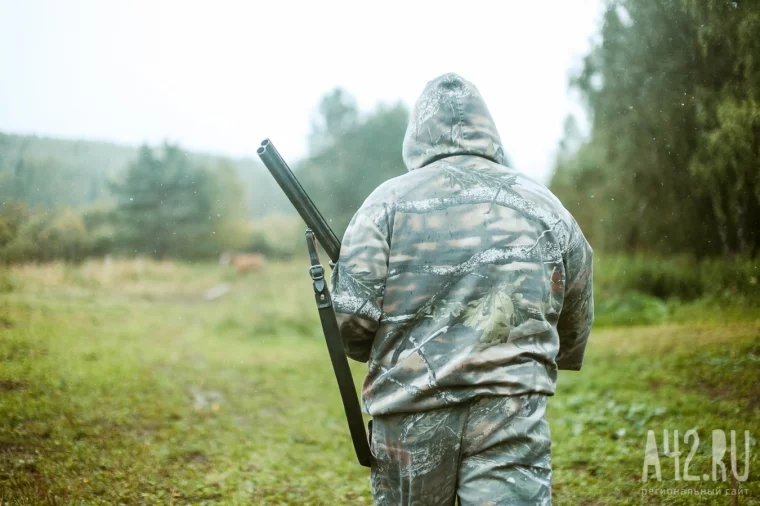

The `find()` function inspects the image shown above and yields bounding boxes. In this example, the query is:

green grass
[0,260,758,505]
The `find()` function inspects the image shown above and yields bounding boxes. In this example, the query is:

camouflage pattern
[330,72,594,417]
[370,393,552,506]
[402,73,507,171]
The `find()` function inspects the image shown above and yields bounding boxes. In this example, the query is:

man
[330,73,594,505]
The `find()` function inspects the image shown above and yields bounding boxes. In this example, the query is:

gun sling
[305,230,372,468]
[257,138,372,468]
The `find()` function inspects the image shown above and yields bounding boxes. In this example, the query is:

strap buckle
[309,264,325,280]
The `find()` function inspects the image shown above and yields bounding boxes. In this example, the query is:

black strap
[305,229,372,467]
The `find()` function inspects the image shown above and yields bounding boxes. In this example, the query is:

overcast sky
[0,0,602,183]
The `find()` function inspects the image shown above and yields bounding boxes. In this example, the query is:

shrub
[594,254,759,301]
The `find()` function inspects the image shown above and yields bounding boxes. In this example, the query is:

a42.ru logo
[642,429,752,482]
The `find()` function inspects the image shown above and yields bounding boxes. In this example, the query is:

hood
[402,73,506,171]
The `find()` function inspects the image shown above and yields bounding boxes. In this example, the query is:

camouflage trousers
[369,394,551,506]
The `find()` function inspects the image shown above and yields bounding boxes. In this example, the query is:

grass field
[0,259,758,505]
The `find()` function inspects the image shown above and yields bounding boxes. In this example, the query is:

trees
[110,143,247,259]
[0,132,291,223]
[552,0,760,257]
[307,88,360,154]
[0,203,96,263]
[0,133,136,210]
[297,90,410,236]
[686,0,760,256]
[0,142,250,264]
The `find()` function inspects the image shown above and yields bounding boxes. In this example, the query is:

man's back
[332,73,594,417]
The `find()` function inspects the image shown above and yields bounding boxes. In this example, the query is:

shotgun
[256,138,372,468]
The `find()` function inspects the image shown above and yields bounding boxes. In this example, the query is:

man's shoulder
[361,157,581,239]
[509,169,573,219]
[448,156,575,222]
[509,172,586,252]
[360,167,431,208]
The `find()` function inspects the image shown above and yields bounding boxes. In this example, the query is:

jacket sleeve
[556,222,594,371]
[330,199,390,363]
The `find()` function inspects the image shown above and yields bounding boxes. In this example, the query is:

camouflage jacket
[331,73,594,416]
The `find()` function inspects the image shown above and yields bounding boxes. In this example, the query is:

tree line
[0,144,249,262]
[0,96,413,263]
[295,0,760,259]
[1,0,757,263]
[551,0,759,257]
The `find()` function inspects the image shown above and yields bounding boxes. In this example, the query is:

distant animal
[219,252,267,274]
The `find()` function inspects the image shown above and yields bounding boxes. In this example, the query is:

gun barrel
[257,139,341,263]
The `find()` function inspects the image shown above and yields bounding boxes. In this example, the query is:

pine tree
[110,143,220,259]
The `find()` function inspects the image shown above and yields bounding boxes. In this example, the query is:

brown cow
[219,252,267,274]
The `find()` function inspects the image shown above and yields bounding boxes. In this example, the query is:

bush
[0,204,105,264]
[594,254,760,301]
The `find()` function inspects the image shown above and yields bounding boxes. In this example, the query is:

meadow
[0,258,758,505]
